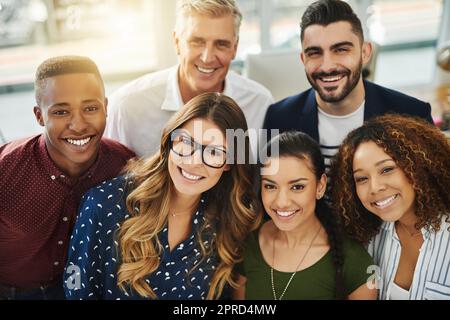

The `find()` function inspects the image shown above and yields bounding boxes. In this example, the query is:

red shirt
[0,134,135,288]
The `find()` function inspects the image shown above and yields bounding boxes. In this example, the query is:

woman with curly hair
[233,131,377,300]
[330,114,450,300]
[64,93,261,299]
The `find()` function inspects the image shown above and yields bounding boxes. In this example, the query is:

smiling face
[174,12,238,102]
[168,118,230,198]
[34,73,107,177]
[352,141,416,223]
[261,156,326,232]
[301,21,371,104]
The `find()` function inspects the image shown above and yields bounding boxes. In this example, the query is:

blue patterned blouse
[64,176,218,300]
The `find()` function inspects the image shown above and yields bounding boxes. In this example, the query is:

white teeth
[197,66,215,74]
[66,137,91,146]
[181,169,203,181]
[275,210,297,217]
[374,195,397,208]
[321,75,343,82]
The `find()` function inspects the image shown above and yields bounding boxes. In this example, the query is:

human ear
[316,173,327,199]
[173,31,181,55]
[362,42,373,65]
[33,106,45,127]
[300,51,305,64]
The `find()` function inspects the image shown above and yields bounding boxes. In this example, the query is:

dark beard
[306,61,362,103]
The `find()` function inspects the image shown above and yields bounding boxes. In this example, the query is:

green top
[237,228,374,300]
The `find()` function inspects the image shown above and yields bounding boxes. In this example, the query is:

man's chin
[316,87,345,103]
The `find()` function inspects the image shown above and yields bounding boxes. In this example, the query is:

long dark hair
[262,131,346,299]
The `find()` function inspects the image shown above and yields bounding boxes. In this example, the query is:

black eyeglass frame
[169,131,228,169]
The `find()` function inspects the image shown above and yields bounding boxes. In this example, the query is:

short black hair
[34,55,103,106]
[300,0,364,43]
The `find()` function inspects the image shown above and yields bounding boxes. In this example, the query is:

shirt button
[54,261,59,266]
[62,217,68,222]
[58,241,63,245]
[60,175,65,178]
[51,175,56,180]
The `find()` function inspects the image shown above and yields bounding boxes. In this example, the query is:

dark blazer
[263,80,433,142]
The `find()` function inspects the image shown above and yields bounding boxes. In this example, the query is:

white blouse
[368,216,450,300]
[389,282,410,300]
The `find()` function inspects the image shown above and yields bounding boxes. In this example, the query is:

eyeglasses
[170,131,227,169]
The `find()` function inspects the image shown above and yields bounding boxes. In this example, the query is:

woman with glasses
[64,93,261,300]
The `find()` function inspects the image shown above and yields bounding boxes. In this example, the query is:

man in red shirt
[0,56,135,299]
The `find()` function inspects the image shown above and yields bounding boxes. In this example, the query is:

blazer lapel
[298,89,320,142]
[363,80,385,120]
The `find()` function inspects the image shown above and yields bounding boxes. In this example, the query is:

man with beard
[263,0,433,169]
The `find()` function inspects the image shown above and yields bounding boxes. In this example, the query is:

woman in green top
[233,131,377,300]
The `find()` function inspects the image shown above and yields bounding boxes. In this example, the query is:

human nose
[320,51,337,73]
[188,147,204,166]
[200,44,215,64]
[369,176,386,195]
[275,188,291,208]
[68,110,88,132]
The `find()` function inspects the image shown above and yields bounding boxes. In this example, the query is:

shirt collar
[161,65,233,111]
[38,134,102,185]
[161,66,187,111]
[222,70,233,97]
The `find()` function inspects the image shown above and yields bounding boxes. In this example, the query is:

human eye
[181,135,193,145]
[189,38,204,46]
[216,41,231,49]
[381,166,395,174]
[335,47,350,53]
[305,49,321,58]
[291,184,305,191]
[52,109,68,116]
[263,183,276,190]
[85,105,99,112]
[354,175,367,184]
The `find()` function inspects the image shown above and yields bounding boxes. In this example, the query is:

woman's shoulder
[341,234,365,248]
[84,175,133,199]
[341,236,372,262]
[78,175,133,227]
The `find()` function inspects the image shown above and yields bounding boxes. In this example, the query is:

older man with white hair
[105,0,273,158]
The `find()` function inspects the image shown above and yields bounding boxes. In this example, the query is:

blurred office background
[0,0,449,143]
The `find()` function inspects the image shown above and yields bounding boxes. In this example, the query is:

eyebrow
[82,99,102,104]
[353,158,395,174]
[49,99,101,108]
[262,177,308,184]
[215,39,232,45]
[304,41,354,54]
[180,132,227,151]
[49,103,70,108]
[303,46,322,55]
[330,41,354,50]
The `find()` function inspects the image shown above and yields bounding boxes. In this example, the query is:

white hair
[175,0,242,38]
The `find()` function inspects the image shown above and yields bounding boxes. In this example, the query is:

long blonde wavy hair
[117,93,261,299]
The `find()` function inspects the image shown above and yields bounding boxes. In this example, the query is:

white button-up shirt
[368,217,450,300]
[105,66,273,159]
